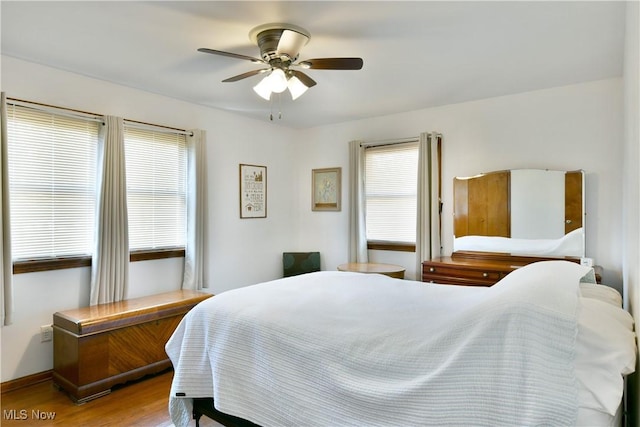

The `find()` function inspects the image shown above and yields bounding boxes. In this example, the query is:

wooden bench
[52,289,212,403]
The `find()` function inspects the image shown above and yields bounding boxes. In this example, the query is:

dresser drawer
[422,256,594,287]
[422,272,497,286]
[423,264,502,283]
[421,257,518,286]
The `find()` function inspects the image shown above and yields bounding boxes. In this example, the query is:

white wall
[622,1,640,425]
[295,79,624,286]
[0,56,299,381]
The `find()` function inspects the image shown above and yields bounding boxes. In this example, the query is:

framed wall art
[312,167,341,211]
[239,164,267,218]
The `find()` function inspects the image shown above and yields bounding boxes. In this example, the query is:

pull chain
[268,94,283,121]
[269,97,274,121]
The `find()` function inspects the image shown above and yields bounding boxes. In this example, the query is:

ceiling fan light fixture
[268,68,288,93]
[287,75,308,100]
[253,76,273,100]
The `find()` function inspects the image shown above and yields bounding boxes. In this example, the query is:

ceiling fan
[198,23,363,101]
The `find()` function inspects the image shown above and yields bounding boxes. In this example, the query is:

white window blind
[124,127,186,251]
[365,142,419,244]
[6,104,99,260]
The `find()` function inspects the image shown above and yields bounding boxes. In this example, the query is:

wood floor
[1,369,222,426]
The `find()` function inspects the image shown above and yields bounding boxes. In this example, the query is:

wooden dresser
[422,256,527,286]
[53,289,212,403]
[422,252,598,286]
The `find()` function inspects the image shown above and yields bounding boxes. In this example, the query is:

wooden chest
[53,290,212,403]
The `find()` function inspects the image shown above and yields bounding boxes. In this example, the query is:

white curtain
[182,129,207,290]
[0,93,13,326]
[90,116,129,305]
[416,132,442,275]
[348,140,368,263]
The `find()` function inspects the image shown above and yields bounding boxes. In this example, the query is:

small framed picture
[312,167,341,211]
[239,164,267,218]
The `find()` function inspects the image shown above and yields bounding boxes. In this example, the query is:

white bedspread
[166,261,593,427]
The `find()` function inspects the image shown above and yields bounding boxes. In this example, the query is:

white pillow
[575,296,637,415]
[579,282,623,307]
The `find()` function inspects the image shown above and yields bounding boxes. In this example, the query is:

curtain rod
[124,120,192,136]
[361,137,419,148]
[7,98,103,123]
[361,133,443,148]
[6,97,192,136]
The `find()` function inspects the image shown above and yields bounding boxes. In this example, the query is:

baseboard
[1,370,52,394]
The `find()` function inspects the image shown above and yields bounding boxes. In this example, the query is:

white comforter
[166,261,595,426]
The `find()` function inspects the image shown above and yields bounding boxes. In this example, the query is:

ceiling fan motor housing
[257,29,287,61]
[249,23,310,64]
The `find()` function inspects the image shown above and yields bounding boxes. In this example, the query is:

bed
[166,261,636,427]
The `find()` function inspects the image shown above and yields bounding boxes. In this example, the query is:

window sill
[367,241,416,252]
[12,248,185,274]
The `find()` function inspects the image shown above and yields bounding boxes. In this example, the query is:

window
[124,127,187,252]
[364,142,419,250]
[6,101,188,273]
[7,104,99,262]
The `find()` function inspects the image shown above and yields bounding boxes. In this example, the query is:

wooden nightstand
[338,262,405,279]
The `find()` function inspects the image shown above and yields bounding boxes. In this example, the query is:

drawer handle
[482,272,489,278]
[429,267,435,272]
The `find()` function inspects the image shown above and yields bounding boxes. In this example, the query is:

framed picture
[239,164,267,218]
[312,167,341,211]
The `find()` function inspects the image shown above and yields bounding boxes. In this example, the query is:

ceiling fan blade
[290,70,317,88]
[197,48,265,64]
[298,58,364,70]
[222,68,270,83]
[276,29,309,59]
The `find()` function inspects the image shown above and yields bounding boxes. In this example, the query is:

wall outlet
[40,325,53,342]
[580,257,593,267]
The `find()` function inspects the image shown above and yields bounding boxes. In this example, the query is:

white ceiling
[0,1,626,129]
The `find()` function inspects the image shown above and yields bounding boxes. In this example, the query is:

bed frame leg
[193,407,201,427]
